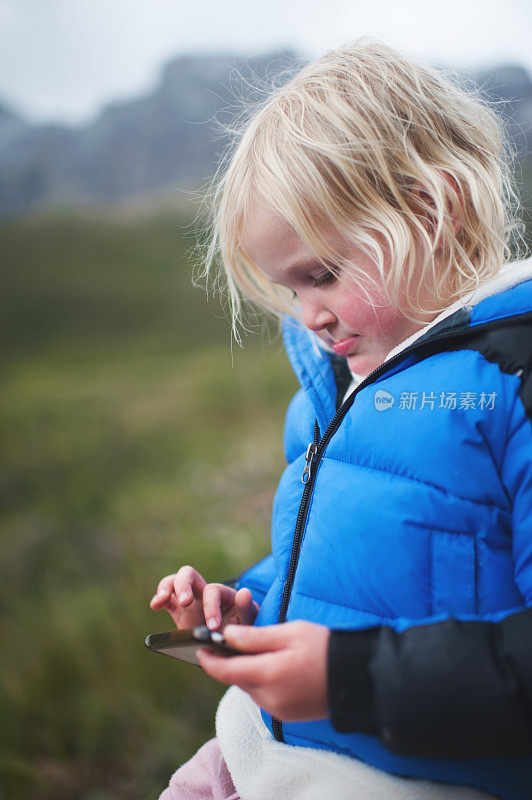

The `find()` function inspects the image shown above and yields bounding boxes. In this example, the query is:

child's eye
[312,269,337,288]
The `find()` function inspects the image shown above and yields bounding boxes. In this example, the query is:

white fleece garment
[216,256,532,800]
[216,686,495,800]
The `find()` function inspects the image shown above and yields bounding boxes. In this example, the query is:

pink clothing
[158,737,239,800]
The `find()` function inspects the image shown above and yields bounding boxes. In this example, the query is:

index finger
[202,583,237,630]
[150,567,205,609]
[174,565,207,607]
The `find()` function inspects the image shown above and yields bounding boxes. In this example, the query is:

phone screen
[145,626,238,666]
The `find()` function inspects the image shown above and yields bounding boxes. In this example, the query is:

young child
[149,38,532,800]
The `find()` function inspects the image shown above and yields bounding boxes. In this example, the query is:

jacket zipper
[270,311,532,743]
[270,421,319,743]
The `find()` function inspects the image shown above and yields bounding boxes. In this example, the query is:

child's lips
[332,336,359,356]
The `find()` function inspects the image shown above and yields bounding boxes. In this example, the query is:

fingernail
[207,617,218,630]
[179,592,189,604]
[157,589,168,597]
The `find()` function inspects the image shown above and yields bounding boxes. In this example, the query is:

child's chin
[347,353,375,376]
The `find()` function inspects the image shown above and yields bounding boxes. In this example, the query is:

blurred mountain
[0,50,531,219]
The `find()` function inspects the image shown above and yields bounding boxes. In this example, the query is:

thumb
[223,623,288,653]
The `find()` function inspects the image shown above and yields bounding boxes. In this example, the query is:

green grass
[0,212,297,799]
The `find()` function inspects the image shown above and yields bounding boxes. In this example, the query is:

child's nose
[302,299,336,332]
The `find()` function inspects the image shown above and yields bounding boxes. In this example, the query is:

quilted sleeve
[328,605,532,757]
[229,554,277,608]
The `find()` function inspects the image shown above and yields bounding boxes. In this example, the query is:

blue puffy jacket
[236,270,532,800]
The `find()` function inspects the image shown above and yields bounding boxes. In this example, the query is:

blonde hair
[191,37,529,343]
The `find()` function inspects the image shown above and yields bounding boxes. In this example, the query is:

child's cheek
[337,290,398,336]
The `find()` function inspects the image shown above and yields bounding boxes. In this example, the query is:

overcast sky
[1,0,531,126]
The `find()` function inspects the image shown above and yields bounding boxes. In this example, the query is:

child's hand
[150,566,207,629]
[198,620,329,722]
[149,565,259,631]
[201,582,259,631]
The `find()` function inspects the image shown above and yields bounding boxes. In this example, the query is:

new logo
[374,390,395,411]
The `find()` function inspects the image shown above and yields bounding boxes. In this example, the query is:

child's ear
[409,173,463,245]
[440,172,464,237]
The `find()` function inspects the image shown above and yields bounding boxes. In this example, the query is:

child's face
[241,203,440,376]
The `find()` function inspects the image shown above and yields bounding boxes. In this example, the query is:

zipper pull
[301,442,317,484]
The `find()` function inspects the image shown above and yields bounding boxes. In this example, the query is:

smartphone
[145,625,239,666]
